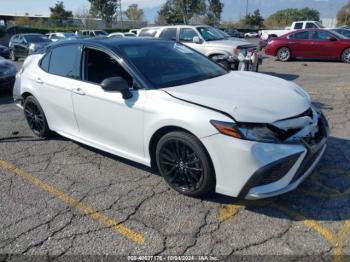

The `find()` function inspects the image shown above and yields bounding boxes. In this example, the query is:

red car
[265,29,350,63]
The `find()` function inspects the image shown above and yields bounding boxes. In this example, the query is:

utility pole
[245,0,249,17]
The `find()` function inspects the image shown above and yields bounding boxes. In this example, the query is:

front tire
[23,96,50,138]
[341,48,350,63]
[156,131,215,197]
[277,47,291,62]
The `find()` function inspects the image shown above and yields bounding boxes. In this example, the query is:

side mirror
[193,36,201,44]
[329,37,337,42]
[101,77,132,99]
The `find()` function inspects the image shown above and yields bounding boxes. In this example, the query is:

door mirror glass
[101,77,132,99]
[193,36,201,44]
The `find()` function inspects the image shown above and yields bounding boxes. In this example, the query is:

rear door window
[159,28,177,41]
[290,31,309,40]
[306,23,317,29]
[48,45,81,79]
[294,23,303,29]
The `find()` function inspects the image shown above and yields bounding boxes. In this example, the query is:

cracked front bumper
[201,111,328,199]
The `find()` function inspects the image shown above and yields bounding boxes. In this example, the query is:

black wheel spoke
[24,101,46,135]
[159,138,204,193]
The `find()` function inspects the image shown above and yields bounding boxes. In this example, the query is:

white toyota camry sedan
[13,38,328,199]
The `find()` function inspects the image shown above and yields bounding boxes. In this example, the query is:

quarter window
[179,28,198,42]
[159,28,177,41]
[48,45,80,79]
[40,52,51,72]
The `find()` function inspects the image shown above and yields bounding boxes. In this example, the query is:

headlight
[210,120,280,143]
[29,43,36,51]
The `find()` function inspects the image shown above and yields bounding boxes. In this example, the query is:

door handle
[35,77,44,84]
[73,88,85,95]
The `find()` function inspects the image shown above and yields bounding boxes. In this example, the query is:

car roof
[48,37,170,49]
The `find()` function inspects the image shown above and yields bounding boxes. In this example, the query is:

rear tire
[23,96,50,138]
[156,131,215,197]
[341,48,350,63]
[277,47,291,62]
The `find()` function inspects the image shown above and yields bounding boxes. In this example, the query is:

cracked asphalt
[1,54,350,261]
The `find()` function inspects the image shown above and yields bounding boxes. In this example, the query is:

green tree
[124,4,144,22]
[156,0,206,25]
[88,0,118,27]
[205,0,224,25]
[337,0,350,26]
[242,9,264,27]
[265,8,320,28]
[49,1,73,20]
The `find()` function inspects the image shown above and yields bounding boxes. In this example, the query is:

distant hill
[143,0,347,22]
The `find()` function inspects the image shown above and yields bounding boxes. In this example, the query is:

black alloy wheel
[23,96,50,138]
[156,131,215,197]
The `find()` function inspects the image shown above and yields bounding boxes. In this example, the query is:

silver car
[139,25,261,71]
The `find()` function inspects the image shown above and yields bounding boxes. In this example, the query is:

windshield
[24,34,51,43]
[63,32,75,37]
[196,26,225,41]
[214,28,230,39]
[95,31,108,36]
[315,22,325,28]
[118,41,227,88]
[331,30,348,39]
[332,29,350,38]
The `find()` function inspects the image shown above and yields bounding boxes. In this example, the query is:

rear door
[310,31,338,59]
[36,44,81,135]
[288,31,312,58]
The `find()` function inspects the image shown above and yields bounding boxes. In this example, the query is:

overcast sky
[0,0,164,16]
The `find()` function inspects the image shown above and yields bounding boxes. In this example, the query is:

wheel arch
[148,125,215,180]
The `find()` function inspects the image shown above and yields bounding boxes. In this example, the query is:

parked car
[13,38,328,199]
[331,28,350,38]
[9,33,52,61]
[265,29,350,63]
[223,28,245,38]
[140,25,261,71]
[79,30,108,37]
[0,44,10,58]
[244,32,259,38]
[259,21,328,40]
[108,32,136,38]
[0,56,16,91]
[129,29,141,35]
[46,32,76,42]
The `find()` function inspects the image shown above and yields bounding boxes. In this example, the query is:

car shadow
[261,71,299,81]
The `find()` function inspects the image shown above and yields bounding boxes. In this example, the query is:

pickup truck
[259,21,326,40]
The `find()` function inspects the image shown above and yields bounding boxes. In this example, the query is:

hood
[164,72,311,123]
[205,39,255,48]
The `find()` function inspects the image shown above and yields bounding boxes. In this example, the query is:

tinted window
[294,23,303,29]
[24,34,51,43]
[179,28,198,42]
[159,28,177,41]
[306,23,317,29]
[139,29,158,37]
[311,31,332,40]
[83,48,132,86]
[118,41,227,88]
[40,52,51,72]
[290,31,309,40]
[49,45,80,79]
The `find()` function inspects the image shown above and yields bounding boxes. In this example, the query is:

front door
[72,47,145,161]
[310,31,338,59]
